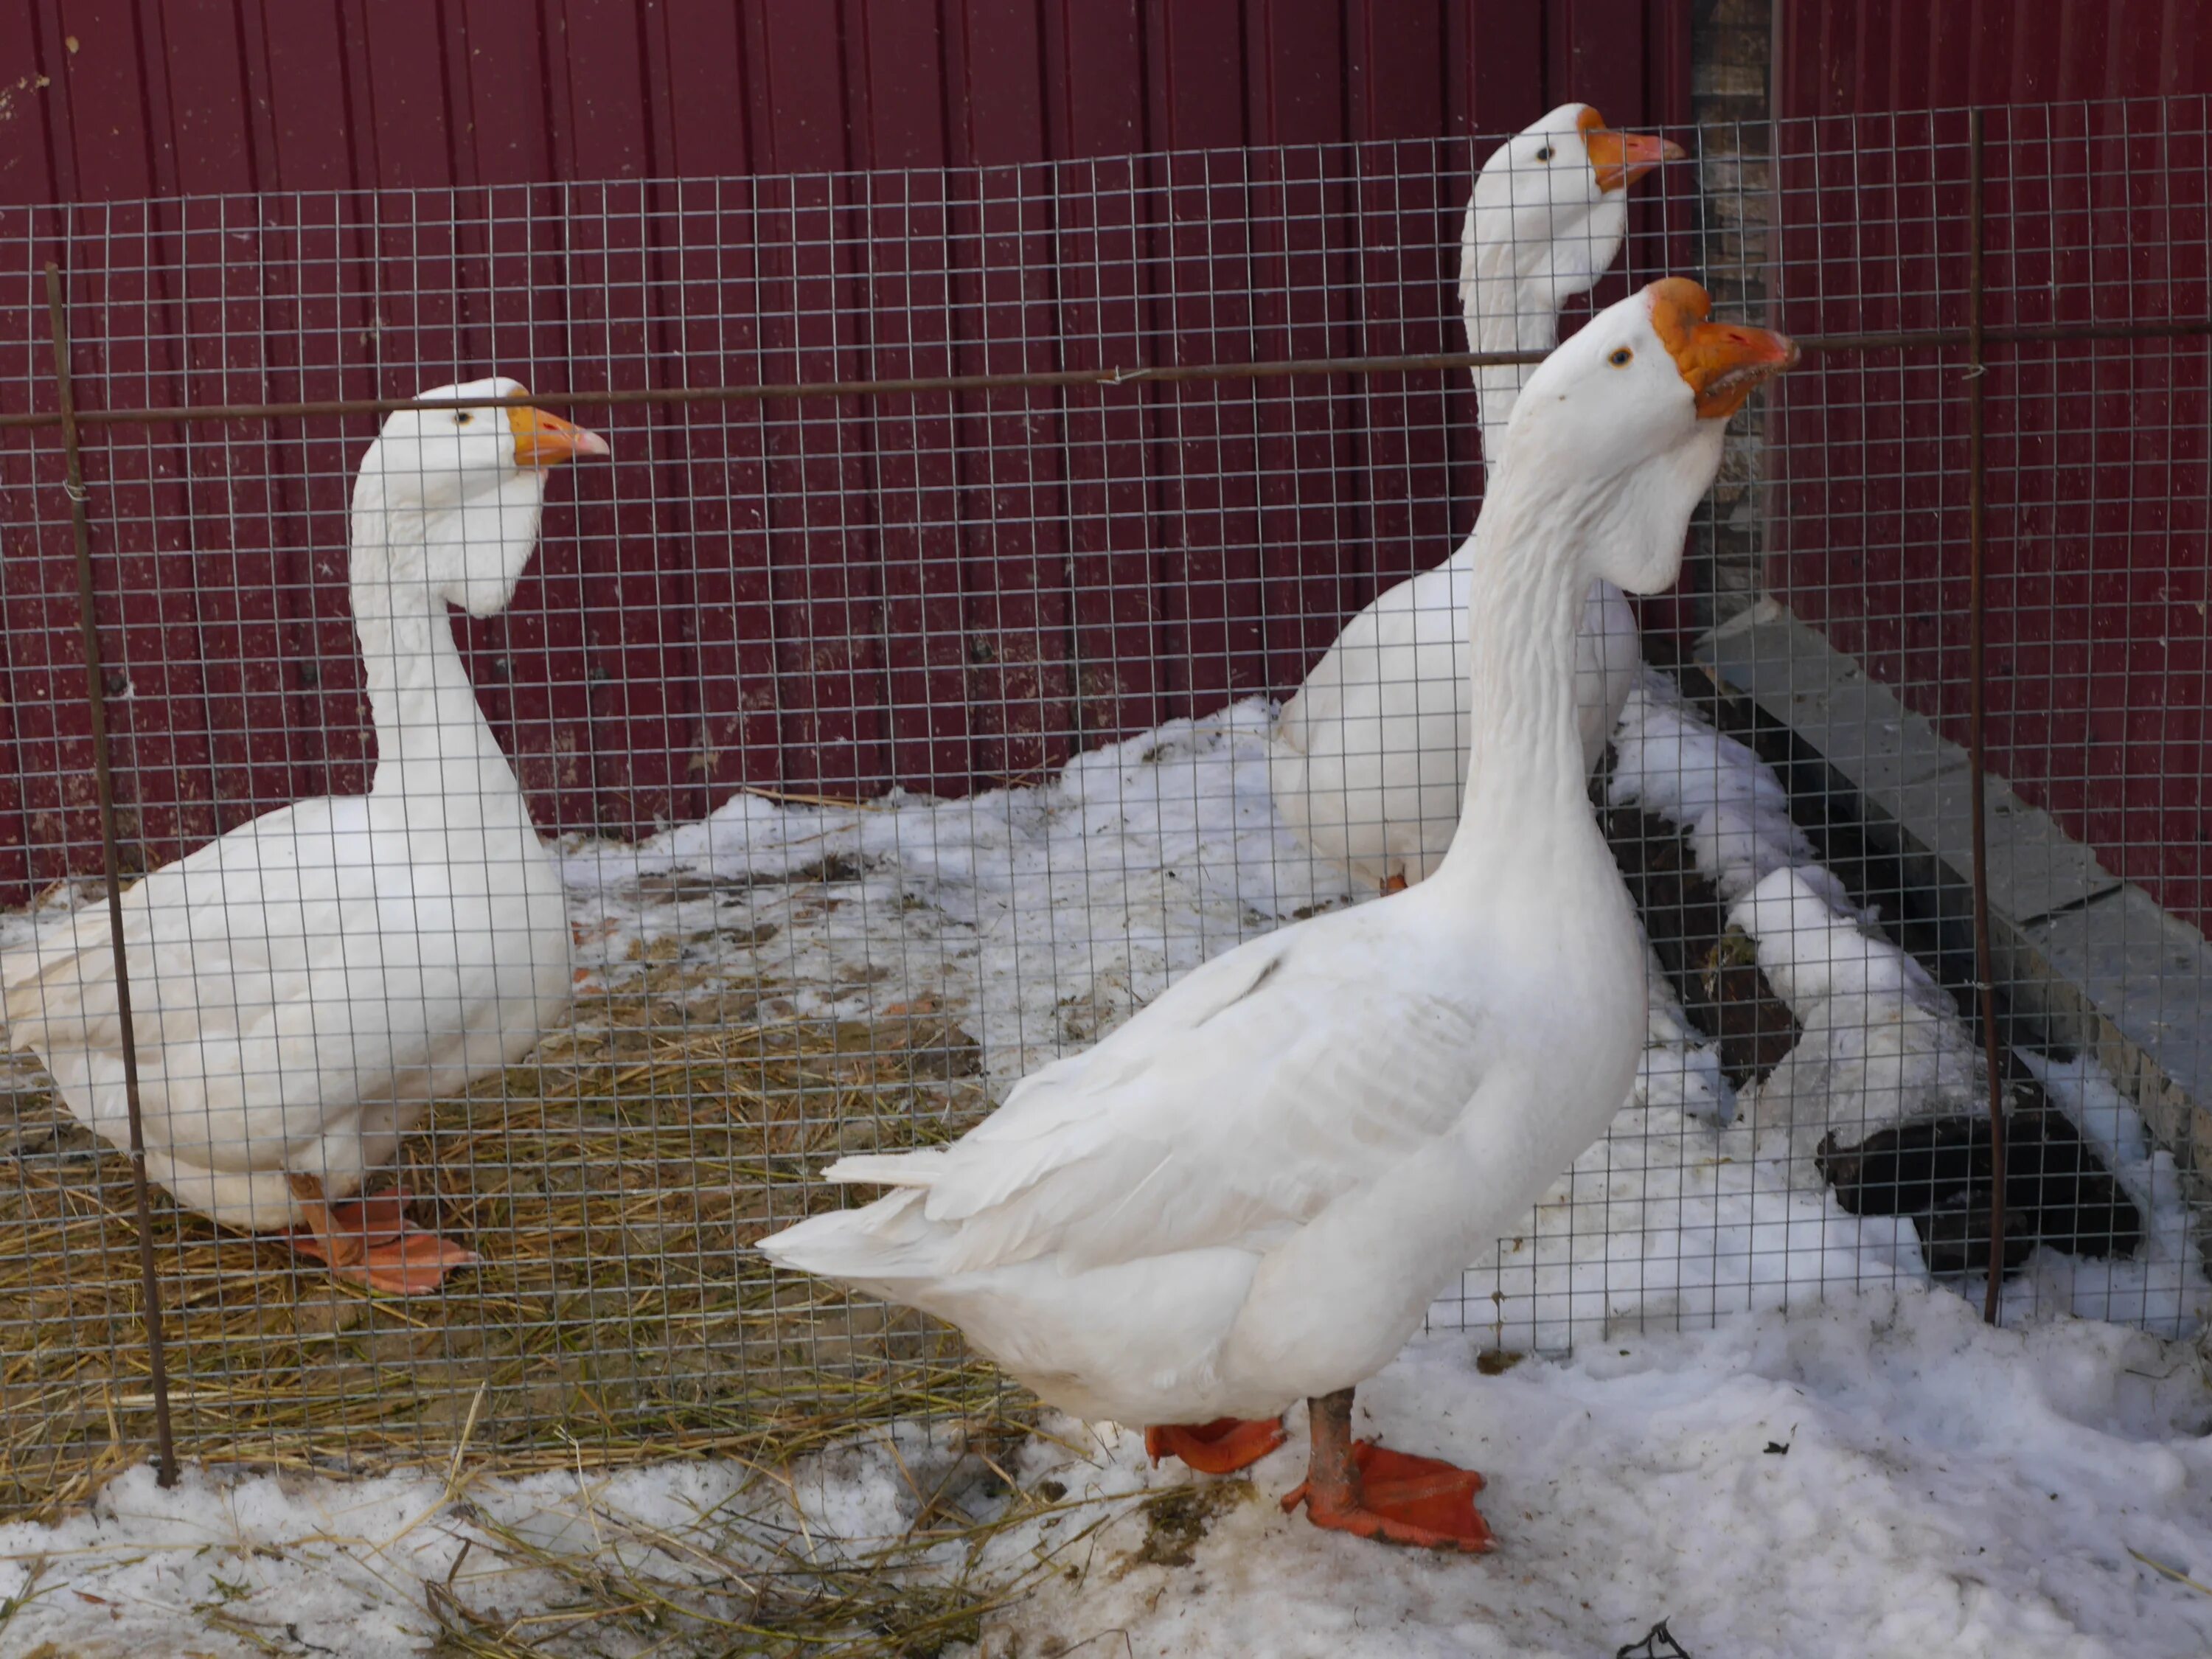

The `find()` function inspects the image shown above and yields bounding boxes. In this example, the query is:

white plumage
[1272,104,1680,888]
[761,282,1796,1548]
[1,379,608,1291]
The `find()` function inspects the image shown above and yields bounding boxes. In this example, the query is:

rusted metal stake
[44,261,178,1483]
[1963,118,2008,1327]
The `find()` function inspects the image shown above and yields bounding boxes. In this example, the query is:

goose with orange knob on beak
[1,378,609,1294]
[1274,104,1686,894]
[760,282,1795,1551]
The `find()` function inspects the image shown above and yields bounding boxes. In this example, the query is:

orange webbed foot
[1283,1386,1495,1552]
[317,1192,416,1245]
[292,1219,479,1295]
[1281,1441,1494,1552]
[1144,1416,1289,1475]
[286,1183,478,1295]
[338,1230,480,1295]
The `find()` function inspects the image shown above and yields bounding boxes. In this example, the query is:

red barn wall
[0,1,1694,899]
[1771,1,2212,928]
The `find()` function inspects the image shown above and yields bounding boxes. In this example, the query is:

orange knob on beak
[507,399,613,468]
[1646,276,1798,421]
[1578,105,1686,193]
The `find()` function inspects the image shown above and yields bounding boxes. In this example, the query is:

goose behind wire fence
[0,97,2202,1506]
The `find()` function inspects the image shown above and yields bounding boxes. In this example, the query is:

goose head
[1462,104,1684,305]
[1506,277,1795,594]
[352,376,610,616]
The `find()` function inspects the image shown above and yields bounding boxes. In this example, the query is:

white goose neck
[1432,466,1601,883]
[347,478,529,815]
[1460,196,1626,474]
[1461,234,1562,471]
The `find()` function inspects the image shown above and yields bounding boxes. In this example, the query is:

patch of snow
[7,672,2209,1655]
[969,1289,2212,1659]
[1731,862,1985,1151]
[1446,934,1924,1354]
[1610,668,2210,1338]
[2018,1050,2211,1339]
[553,672,2211,1353]
[0,875,105,959]
[5,1289,2211,1658]
[10,672,2199,1356]
[560,698,1355,1092]
[1609,664,1826,905]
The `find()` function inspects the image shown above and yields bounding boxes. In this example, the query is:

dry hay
[0,953,1016,1520]
[409,1420,1141,1659]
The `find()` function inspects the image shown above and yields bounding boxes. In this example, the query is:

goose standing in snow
[760,282,1795,1551]
[1273,105,1681,890]
[1,380,608,1294]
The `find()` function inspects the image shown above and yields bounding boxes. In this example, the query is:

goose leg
[1279,1387,1492,1551]
[1380,873,1409,894]
[285,1173,478,1295]
[1144,1416,1287,1474]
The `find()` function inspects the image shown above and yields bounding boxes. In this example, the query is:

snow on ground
[1609,665,1823,908]
[552,670,2208,1350]
[12,671,2191,1349]
[1609,667,2212,1339]
[2022,1050,2211,1340]
[0,1434,954,1658]
[4,1287,2211,1658]
[7,668,2210,1655]
[559,698,1355,1095]
[978,1289,2212,1659]
[1729,863,1985,1152]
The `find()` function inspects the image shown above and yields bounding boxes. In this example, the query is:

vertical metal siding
[1778,0,2212,118]
[0,1,1689,899]
[0,2,1697,204]
[1773,3,2212,928]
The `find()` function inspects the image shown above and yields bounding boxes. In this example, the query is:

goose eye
[1534,145,1554,163]
[454,411,475,426]
[1608,347,1634,367]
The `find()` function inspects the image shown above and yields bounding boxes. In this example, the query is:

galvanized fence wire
[0,97,2204,1509]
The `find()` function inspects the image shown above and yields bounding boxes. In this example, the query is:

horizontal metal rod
[1806,316,2212,352]
[0,351,1551,430]
[0,314,2205,433]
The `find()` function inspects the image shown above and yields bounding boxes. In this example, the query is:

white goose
[1273,104,1681,890]
[761,282,1795,1551]
[1,380,608,1293]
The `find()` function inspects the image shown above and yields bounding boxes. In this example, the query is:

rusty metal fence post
[42,260,178,1484]
[1961,113,2008,1326]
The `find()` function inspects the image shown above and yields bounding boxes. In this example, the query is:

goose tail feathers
[756,1190,939,1284]
[756,1149,956,1283]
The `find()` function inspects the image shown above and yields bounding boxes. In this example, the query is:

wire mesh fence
[0,96,2204,1512]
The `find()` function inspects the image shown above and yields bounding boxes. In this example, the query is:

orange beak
[1646,276,1798,421]
[1579,105,1685,193]
[507,399,612,468]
